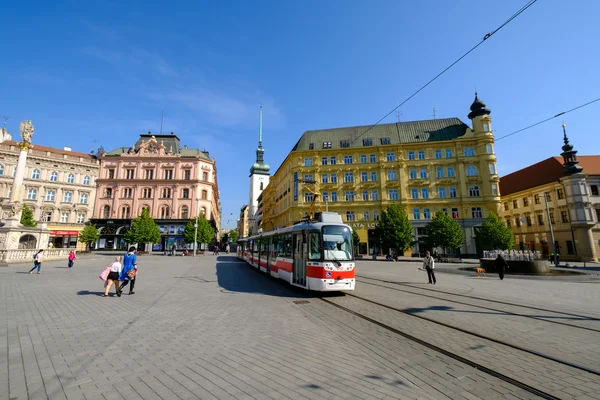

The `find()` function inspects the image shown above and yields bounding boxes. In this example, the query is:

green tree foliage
[183,220,197,245]
[229,229,238,243]
[78,224,100,246]
[375,204,414,252]
[182,216,215,246]
[221,233,230,245]
[475,213,515,250]
[20,204,37,227]
[124,208,161,245]
[352,229,360,255]
[425,211,465,251]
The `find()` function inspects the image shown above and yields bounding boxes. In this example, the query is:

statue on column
[19,120,34,150]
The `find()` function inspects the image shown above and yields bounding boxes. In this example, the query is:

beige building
[499,128,599,262]
[237,204,250,239]
[0,140,100,250]
[263,95,501,256]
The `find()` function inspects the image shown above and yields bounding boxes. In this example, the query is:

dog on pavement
[475,267,486,277]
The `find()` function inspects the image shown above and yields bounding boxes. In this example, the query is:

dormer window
[323,141,332,149]
[362,138,373,146]
[340,140,350,148]
[380,137,391,145]
[308,143,314,150]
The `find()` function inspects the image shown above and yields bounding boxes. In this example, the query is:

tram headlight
[324,263,334,271]
[345,263,355,271]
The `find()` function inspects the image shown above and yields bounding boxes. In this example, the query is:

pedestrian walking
[68,250,76,268]
[29,250,44,274]
[226,244,230,254]
[171,244,176,256]
[423,250,436,284]
[104,256,122,297]
[495,254,508,280]
[119,247,138,295]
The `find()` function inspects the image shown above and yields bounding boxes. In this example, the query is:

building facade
[499,127,600,261]
[262,95,501,256]
[237,204,250,239]
[90,132,220,251]
[0,140,99,250]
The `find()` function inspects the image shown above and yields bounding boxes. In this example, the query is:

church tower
[248,106,270,232]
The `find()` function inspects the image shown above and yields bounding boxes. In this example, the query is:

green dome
[250,162,270,175]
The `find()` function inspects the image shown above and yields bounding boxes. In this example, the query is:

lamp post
[544,192,559,267]
[193,198,199,257]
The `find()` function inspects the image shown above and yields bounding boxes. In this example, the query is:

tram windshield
[322,225,353,261]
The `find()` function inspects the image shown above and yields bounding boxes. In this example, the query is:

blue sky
[2,0,599,228]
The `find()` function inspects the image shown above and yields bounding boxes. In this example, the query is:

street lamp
[193,198,199,257]
[544,192,559,267]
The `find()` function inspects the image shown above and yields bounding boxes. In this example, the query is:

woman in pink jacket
[68,250,76,268]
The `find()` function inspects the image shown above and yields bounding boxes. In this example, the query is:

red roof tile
[500,155,600,196]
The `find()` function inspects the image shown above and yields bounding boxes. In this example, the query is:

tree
[124,208,161,246]
[475,213,515,251]
[182,216,215,248]
[352,229,360,256]
[375,204,414,254]
[425,211,465,251]
[20,204,37,227]
[221,233,230,245]
[229,228,238,243]
[78,224,100,247]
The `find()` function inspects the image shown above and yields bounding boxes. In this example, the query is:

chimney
[64,146,72,151]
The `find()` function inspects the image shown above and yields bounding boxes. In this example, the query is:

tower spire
[560,123,583,175]
[259,105,263,148]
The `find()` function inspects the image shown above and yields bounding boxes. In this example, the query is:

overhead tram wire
[348,0,538,146]
[494,96,600,142]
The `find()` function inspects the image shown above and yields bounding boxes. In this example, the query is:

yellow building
[499,127,600,262]
[263,95,501,256]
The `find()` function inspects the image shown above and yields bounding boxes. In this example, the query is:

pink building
[91,133,220,251]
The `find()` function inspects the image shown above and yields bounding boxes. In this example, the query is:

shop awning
[50,230,80,236]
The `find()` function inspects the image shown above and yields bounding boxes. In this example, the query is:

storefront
[49,230,80,250]
[153,224,187,251]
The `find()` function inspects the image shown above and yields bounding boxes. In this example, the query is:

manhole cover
[293,300,310,305]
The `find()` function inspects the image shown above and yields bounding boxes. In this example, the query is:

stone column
[9,146,29,204]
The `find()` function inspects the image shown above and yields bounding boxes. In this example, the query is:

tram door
[293,233,306,286]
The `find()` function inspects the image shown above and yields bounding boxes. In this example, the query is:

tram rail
[356,275,600,333]
[320,297,560,400]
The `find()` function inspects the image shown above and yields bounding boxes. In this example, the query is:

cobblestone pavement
[0,254,594,400]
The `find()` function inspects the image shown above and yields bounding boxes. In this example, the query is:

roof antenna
[160,111,164,134]
[432,107,437,120]
[396,110,402,122]
[2,116,9,128]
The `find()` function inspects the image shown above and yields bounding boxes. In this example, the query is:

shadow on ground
[213,255,313,299]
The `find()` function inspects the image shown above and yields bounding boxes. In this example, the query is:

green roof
[292,117,469,151]
[103,133,211,160]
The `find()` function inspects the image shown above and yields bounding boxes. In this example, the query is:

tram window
[271,236,280,257]
[322,226,353,261]
[308,233,322,260]
[281,233,292,258]
[251,240,258,254]
[260,239,269,256]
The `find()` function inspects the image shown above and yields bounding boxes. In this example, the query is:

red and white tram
[237,212,355,291]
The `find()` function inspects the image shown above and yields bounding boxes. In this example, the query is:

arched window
[160,206,170,219]
[31,169,40,179]
[102,205,110,218]
[50,171,58,182]
[202,171,208,181]
[260,182,264,190]
[201,190,208,200]
[181,206,189,219]
[140,205,150,215]
[83,176,90,185]
[120,206,130,219]
[0,165,4,175]
[67,174,74,184]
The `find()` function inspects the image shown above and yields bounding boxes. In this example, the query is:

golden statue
[19,120,34,149]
